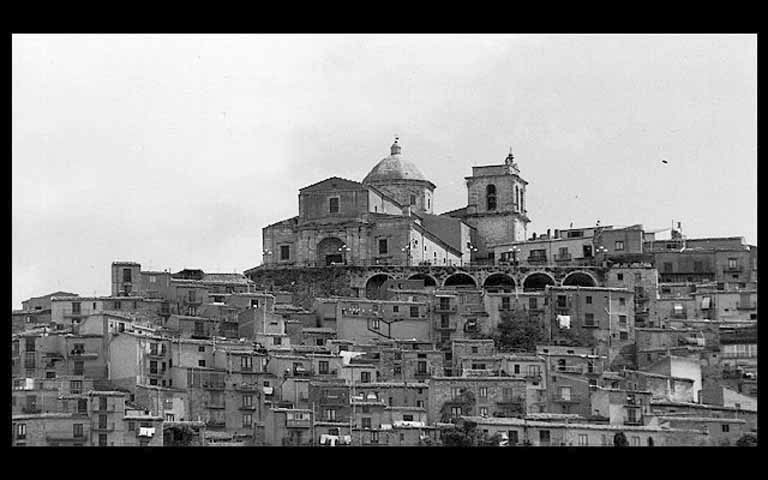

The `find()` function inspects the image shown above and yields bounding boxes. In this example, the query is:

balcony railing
[93,423,116,432]
[286,418,312,429]
[527,256,548,264]
[192,328,212,339]
[554,253,572,262]
[434,305,457,313]
[435,323,456,331]
[553,396,582,404]
[496,397,525,407]
[235,384,259,392]
[556,365,586,374]
[737,303,756,311]
[147,349,167,358]
[203,382,226,391]
[724,266,743,272]
[206,420,226,429]
[205,402,226,410]
[22,406,42,414]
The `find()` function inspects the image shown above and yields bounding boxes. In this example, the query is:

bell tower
[460,149,530,260]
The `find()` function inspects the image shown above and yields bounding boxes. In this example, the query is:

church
[261,138,530,269]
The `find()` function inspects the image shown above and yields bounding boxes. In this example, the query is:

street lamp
[596,246,608,267]
[401,244,411,266]
[507,246,521,266]
[463,243,479,266]
[338,244,352,265]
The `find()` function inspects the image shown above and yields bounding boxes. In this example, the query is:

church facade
[261,138,530,269]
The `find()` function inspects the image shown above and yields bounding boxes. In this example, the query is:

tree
[494,309,546,352]
[439,389,476,423]
[613,432,629,447]
[736,433,757,447]
[441,419,502,447]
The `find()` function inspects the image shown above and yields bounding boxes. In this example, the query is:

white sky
[12,34,757,308]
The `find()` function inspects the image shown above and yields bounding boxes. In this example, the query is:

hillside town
[11,140,758,447]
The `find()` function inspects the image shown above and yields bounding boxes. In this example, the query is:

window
[508,430,519,445]
[372,318,380,330]
[631,436,641,447]
[378,238,388,255]
[722,424,730,433]
[319,361,329,374]
[450,407,462,417]
[584,313,595,327]
[242,395,253,407]
[73,360,84,375]
[71,302,81,314]
[501,297,510,310]
[578,434,588,446]
[241,356,253,371]
[486,185,497,211]
[243,413,253,428]
[479,387,488,399]
[128,421,136,432]
[418,361,428,374]
[325,409,336,421]
[73,424,84,438]
[114,301,122,310]
[619,331,628,341]
[615,241,624,251]
[440,314,450,328]
[416,400,424,408]
[273,337,282,345]
[529,297,538,309]
[539,430,550,444]
[618,315,627,327]
[559,386,572,401]
[451,387,462,399]
[371,431,380,444]
[15,423,26,440]
[98,433,108,446]
[46,371,56,379]
[360,371,371,383]
[362,417,372,429]
[410,195,416,205]
[617,273,624,281]
[410,306,419,318]
[280,245,290,260]
[557,295,567,308]
[471,347,478,354]
[619,297,626,306]
[198,360,206,367]
[479,407,489,416]
[728,258,737,269]
[70,380,83,395]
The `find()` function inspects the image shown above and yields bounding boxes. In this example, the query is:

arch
[365,273,395,300]
[522,271,556,292]
[483,273,516,292]
[562,271,598,287]
[443,272,478,288]
[317,237,347,266]
[487,184,497,211]
[407,273,438,288]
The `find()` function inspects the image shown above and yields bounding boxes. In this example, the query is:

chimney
[554,229,560,239]
[532,232,537,240]
[547,229,551,239]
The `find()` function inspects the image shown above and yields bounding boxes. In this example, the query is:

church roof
[362,138,433,186]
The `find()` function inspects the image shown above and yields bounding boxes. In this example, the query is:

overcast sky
[12,34,757,308]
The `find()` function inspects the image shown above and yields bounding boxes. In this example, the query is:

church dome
[362,138,431,185]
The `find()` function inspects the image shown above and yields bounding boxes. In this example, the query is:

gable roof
[299,176,364,193]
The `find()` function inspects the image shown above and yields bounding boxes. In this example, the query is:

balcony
[286,418,311,429]
[292,368,312,377]
[203,382,226,391]
[434,305,457,313]
[206,420,226,429]
[624,418,644,426]
[737,303,757,311]
[92,406,117,413]
[553,396,582,404]
[724,266,743,273]
[45,435,84,443]
[556,365,586,375]
[414,371,430,380]
[435,322,456,331]
[496,397,525,407]
[527,256,548,265]
[191,329,212,339]
[239,404,257,411]
[147,349,167,359]
[205,402,226,410]
[554,253,572,263]
[93,423,116,432]
[22,406,42,414]
[234,383,259,392]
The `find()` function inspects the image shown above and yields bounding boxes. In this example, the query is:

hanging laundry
[557,315,571,329]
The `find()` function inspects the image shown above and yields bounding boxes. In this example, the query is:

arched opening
[443,273,477,289]
[483,273,516,293]
[365,274,394,300]
[487,184,497,211]
[407,273,437,288]
[317,237,347,266]
[523,272,555,292]
[562,271,597,287]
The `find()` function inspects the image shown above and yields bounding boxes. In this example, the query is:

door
[583,245,593,258]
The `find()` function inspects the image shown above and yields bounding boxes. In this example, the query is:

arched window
[486,184,497,211]
[520,189,524,212]
[515,186,519,209]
